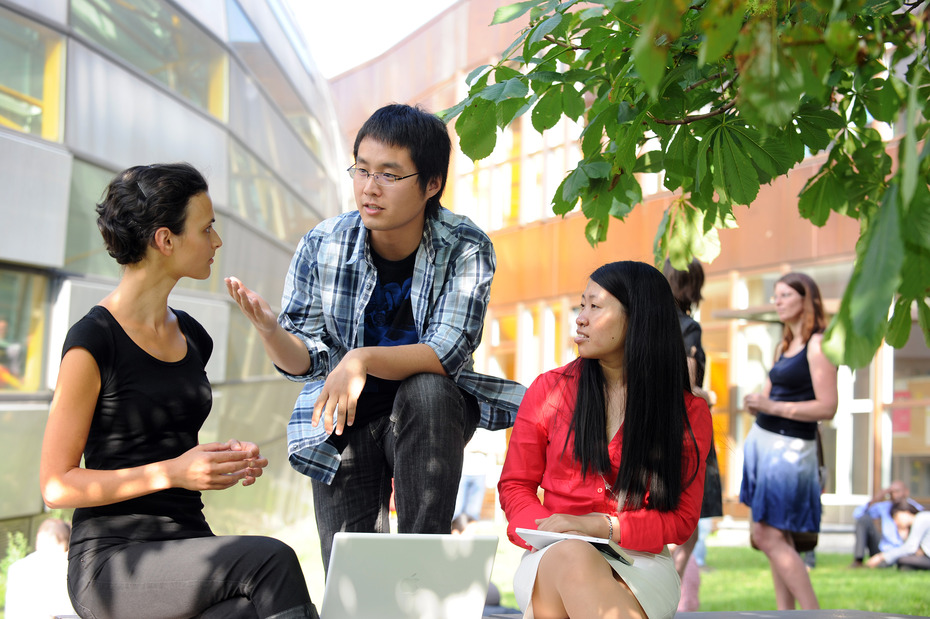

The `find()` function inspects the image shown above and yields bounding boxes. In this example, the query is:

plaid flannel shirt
[279,208,526,484]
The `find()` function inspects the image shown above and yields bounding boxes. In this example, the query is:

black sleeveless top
[755,341,819,440]
[64,306,214,557]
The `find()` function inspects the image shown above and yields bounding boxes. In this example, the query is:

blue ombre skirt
[739,423,821,532]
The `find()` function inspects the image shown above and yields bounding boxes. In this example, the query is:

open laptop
[320,532,499,619]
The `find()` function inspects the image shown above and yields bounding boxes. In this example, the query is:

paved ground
[710,516,855,554]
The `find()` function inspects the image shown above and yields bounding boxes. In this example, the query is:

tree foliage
[443,0,930,368]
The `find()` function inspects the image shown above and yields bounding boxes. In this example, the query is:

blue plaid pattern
[280,208,526,483]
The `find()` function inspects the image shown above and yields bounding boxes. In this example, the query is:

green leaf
[527,70,565,85]
[632,20,668,99]
[713,127,760,205]
[491,1,545,25]
[561,84,585,121]
[563,166,592,202]
[899,244,930,298]
[822,298,883,369]
[902,181,930,250]
[698,0,744,65]
[582,161,612,179]
[456,98,499,160]
[531,87,563,132]
[919,298,930,349]
[585,216,608,245]
[799,171,846,226]
[466,65,491,86]
[849,186,903,340]
[438,98,469,122]
[900,67,923,209]
[528,12,563,47]
[885,297,913,348]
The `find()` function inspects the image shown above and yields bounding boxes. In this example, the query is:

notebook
[516,527,634,565]
[320,532,499,619]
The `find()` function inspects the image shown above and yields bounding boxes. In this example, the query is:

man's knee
[394,374,464,421]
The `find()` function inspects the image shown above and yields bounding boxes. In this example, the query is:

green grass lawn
[496,546,930,614]
[689,547,928,614]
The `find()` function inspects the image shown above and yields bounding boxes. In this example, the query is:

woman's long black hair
[566,261,700,512]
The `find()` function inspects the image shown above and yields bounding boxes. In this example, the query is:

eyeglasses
[347,165,419,186]
[770,291,802,303]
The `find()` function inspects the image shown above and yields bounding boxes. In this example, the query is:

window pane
[0,6,63,140]
[229,139,320,245]
[226,0,323,157]
[70,0,228,120]
[65,159,121,279]
[0,269,48,393]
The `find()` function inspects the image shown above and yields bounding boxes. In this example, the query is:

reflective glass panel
[0,268,48,393]
[226,0,323,157]
[228,139,320,245]
[0,6,63,140]
[65,159,121,279]
[70,0,228,120]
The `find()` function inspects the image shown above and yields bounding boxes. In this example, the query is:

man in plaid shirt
[226,104,525,571]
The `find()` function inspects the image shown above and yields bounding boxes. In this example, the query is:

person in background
[225,104,525,573]
[867,503,930,570]
[40,163,317,619]
[499,261,712,618]
[4,518,75,619]
[741,272,838,610]
[850,480,923,568]
[663,258,724,612]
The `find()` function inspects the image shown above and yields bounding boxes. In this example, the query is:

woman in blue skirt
[740,272,837,610]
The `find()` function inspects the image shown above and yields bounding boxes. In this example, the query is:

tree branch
[650,99,737,125]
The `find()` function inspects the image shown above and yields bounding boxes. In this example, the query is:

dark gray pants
[311,373,479,573]
[68,534,317,618]
[853,513,881,561]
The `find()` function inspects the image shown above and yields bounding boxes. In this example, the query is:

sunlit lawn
[698,547,930,615]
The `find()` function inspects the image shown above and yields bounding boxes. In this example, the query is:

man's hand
[225,276,278,334]
[313,349,369,435]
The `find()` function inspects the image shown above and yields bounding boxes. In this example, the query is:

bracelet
[603,514,614,542]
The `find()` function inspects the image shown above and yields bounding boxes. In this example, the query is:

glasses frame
[347,165,419,187]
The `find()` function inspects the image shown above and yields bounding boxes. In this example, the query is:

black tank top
[755,341,818,440]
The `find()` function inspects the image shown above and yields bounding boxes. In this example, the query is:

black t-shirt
[66,306,214,556]
[327,249,418,452]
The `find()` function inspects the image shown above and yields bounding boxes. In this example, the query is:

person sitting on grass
[866,502,929,570]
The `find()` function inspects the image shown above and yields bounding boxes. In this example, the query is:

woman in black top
[40,163,318,619]
[663,259,723,610]
[740,272,837,610]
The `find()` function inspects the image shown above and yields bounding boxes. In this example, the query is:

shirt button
[597,487,604,493]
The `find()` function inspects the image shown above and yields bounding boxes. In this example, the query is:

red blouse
[498,362,713,554]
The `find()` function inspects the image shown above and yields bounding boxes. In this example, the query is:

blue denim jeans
[311,373,479,572]
[68,534,317,618]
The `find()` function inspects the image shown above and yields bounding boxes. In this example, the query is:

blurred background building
[327,0,930,522]
[0,0,349,547]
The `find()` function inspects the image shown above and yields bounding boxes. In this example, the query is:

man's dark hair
[353,104,451,219]
[663,258,705,314]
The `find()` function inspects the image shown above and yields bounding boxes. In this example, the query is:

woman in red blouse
[499,261,713,619]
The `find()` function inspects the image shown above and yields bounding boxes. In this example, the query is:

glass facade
[0,0,347,543]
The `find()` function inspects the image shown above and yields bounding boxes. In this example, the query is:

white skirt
[513,543,680,619]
